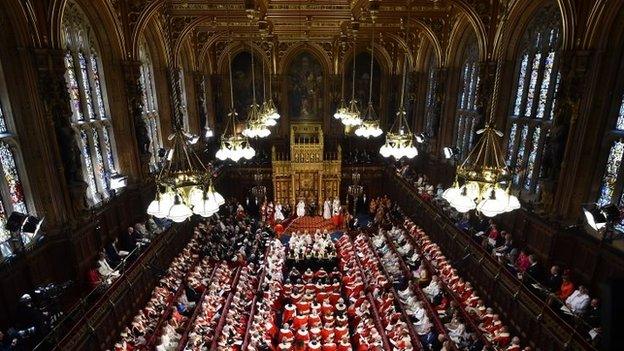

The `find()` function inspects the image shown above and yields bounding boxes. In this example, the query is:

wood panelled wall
[385,170,595,350]
[0,185,154,330]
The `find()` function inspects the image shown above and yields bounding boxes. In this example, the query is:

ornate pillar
[167,66,185,132]
[194,71,208,132]
[545,51,594,218]
[33,48,88,218]
[121,60,151,178]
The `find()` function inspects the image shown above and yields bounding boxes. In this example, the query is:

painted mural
[286,52,324,120]
[230,51,265,122]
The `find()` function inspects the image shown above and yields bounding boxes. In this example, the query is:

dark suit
[545,273,563,293]
[526,263,542,283]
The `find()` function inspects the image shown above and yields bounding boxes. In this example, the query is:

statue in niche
[287,52,323,120]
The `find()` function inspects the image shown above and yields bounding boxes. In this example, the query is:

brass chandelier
[147,71,224,222]
[379,54,418,159]
[443,63,520,217]
[216,40,256,162]
[355,17,382,138]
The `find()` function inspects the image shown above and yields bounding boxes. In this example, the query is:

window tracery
[62,1,119,205]
[139,38,162,169]
[507,5,561,193]
[454,41,480,158]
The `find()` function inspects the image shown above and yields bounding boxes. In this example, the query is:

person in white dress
[331,197,341,215]
[274,202,285,221]
[323,199,332,220]
[296,199,306,218]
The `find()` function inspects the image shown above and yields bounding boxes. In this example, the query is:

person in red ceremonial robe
[493,326,511,347]
[297,298,311,315]
[322,342,337,351]
[275,222,285,236]
[236,203,246,221]
[267,201,276,225]
[295,327,310,349]
[293,314,309,330]
[337,339,351,351]
[278,341,293,351]
[308,340,322,351]
[284,303,297,323]
[280,323,295,344]
[507,336,521,351]
[260,201,268,222]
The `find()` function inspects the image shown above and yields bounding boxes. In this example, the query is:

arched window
[506,5,561,193]
[424,53,438,137]
[139,39,162,170]
[0,63,33,257]
[455,42,480,158]
[62,2,119,206]
[596,97,624,206]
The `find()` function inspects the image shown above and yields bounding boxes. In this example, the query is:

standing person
[296,198,306,218]
[331,197,341,215]
[274,201,285,222]
[323,199,332,220]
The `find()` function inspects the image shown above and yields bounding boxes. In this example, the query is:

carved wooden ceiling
[150,0,509,72]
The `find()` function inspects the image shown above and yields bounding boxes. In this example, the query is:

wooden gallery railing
[385,170,594,351]
[40,221,194,351]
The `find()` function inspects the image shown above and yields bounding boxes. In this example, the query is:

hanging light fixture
[242,44,271,139]
[216,40,256,162]
[355,18,382,138]
[261,43,281,124]
[334,39,349,121]
[443,60,520,217]
[379,54,418,159]
[342,31,362,127]
[146,127,224,222]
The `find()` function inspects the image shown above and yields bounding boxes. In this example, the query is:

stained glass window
[455,41,480,158]
[62,1,120,206]
[139,39,162,170]
[507,5,561,194]
[524,126,542,189]
[0,62,33,256]
[597,141,624,206]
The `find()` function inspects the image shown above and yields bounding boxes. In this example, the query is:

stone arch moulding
[52,0,126,55]
[216,41,271,77]
[278,42,332,77]
[130,0,165,60]
[492,0,570,61]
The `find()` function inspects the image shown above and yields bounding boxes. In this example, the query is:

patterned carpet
[284,216,335,234]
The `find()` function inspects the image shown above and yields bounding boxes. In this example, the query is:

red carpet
[284,216,335,234]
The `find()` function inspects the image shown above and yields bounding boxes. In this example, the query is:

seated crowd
[113,203,276,351]
[394,164,602,345]
[288,229,336,261]
[88,218,166,294]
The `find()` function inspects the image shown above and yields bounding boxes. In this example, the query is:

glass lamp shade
[193,193,220,217]
[506,194,521,211]
[204,127,214,139]
[188,186,205,208]
[403,145,418,159]
[334,99,348,120]
[213,190,225,206]
[147,192,174,218]
[465,181,481,200]
[450,186,477,213]
[263,117,277,127]
[243,144,255,159]
[442,186,461,203]
[379,143,392,158]
[355,122,383,138]
[216,146,228,160]
[168,195,193,222]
